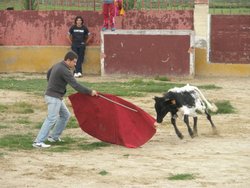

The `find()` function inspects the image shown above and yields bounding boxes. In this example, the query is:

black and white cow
[154,84,218,139]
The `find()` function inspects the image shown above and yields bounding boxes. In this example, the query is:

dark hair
[64,51,78,61]
[74,16,84,25]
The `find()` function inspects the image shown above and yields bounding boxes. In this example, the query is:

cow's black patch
[164,91,196,108]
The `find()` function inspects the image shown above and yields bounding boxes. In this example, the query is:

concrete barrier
[0,46,101,75]
[195,48,250,77]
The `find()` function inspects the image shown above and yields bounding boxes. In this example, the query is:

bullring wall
[0,10,193,75]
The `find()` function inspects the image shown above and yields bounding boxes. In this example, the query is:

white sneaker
[74,73,79,78]
[47,137,64,143]
[77,72,82,77]
[32,142,51,148]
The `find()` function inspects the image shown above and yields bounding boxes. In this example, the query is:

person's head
[74,16,84,26]
[64,51,78,69]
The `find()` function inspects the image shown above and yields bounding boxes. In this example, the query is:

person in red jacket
[102,0,116,31]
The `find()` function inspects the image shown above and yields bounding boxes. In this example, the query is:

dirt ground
[0,75,250,188]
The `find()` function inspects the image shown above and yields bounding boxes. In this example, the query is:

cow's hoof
[189,131,195,138]
[212,128,218,135]
[178,134,184,139]
[193,132,198,137]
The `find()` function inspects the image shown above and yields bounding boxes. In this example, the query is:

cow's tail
[193,86,218,112]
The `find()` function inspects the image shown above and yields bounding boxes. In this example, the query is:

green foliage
[168,173,195,180]
[209,0,250,14]
[23,0,38,10]
[124,0,194,10]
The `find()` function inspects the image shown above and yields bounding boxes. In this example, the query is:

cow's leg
[184,115,194,138]
[205,110,217,133]
[171,116,183,139]
[193,116,198,136]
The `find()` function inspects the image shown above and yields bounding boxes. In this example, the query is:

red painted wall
[104,34,191,76]
[0,10,193,46]
[210,15,250,64]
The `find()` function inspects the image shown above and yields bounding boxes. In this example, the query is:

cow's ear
[170,99,176,105]
[164,98,176,105]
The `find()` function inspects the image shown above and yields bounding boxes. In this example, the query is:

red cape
[68,93,156,148]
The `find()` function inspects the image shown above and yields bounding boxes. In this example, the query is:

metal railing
[1,0,249,14]
[0,0,195,11]
[209,0,250,15]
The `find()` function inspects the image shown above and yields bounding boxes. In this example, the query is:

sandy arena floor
[0,75,250,188]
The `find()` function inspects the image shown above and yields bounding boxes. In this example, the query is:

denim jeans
[34,95,71,143]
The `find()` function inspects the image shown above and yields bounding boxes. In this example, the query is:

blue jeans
[34,95,71,143]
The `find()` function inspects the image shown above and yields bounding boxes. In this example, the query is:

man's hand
[91,90,98,96]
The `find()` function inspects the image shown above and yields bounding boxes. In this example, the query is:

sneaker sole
[32,143,51,148]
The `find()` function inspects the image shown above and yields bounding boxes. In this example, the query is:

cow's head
[154,96,176,123]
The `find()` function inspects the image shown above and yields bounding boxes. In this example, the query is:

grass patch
[154,76,170,81]
[99,170,108,176]
[3,102,34,114]
[78,142,111,151]
[35,117,79,130]
[0,125,8,129]
[0,134,111,152]
[34,122,42,129]
[168,173,195,180]
[0,104,8,112]
[0,77,221,97]
[16,118,31,125]
[66,117,79,129]
[0,77,185,97]
[46,137,78,152]
[0,78,46,95]
[214,100,236,114]
[0,134,34,150]
[12,102,34,114]
[198,84,222,90]
[48,140,111,152]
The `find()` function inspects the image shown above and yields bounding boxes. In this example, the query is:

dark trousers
[71,44,86,74]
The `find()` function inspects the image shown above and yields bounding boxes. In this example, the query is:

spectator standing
[68,16,91,78]
[102,0,116,31]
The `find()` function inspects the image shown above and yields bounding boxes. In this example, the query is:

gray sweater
[45,61,92,99]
